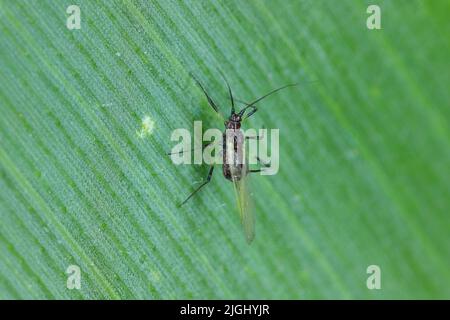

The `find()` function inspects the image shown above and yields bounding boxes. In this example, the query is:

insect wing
[231,166,255,244]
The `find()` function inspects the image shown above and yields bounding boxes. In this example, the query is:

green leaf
[1,0,449,299]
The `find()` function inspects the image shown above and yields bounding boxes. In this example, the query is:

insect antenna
[238,83,298,118]
[217,70,235,116]
[190,72,220,114]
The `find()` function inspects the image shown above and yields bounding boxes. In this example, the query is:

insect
[173,72,296,244]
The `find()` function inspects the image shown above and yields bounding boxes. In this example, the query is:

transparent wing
[231,165,255,244]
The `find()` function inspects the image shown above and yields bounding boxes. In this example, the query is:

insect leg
[244,106,258,119]
[235,98,257,119]
[256,156,271,168]
[249,157,271,174]
[190,73,220,113]
[179,165,215,206]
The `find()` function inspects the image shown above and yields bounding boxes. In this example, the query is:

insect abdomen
[222,127,246,181]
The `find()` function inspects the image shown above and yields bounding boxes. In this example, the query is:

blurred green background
[0,0,449,299]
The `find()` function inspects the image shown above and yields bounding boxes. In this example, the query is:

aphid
[174,72,296,244]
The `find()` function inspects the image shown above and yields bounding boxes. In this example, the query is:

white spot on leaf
[136,115,155,139]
